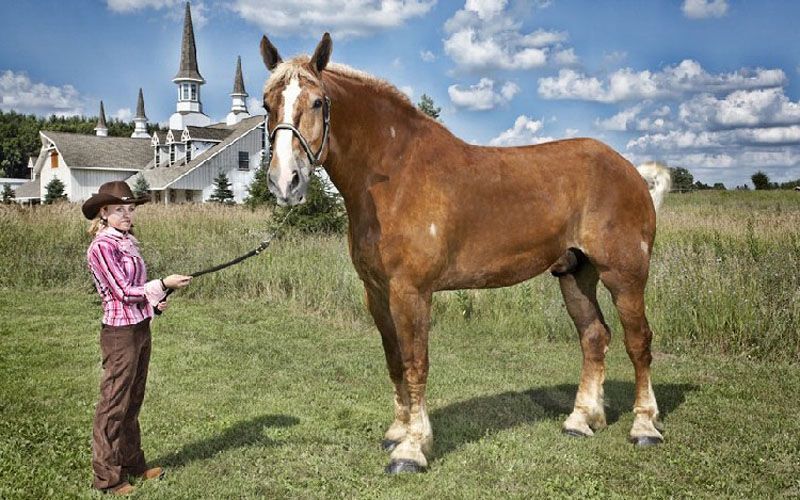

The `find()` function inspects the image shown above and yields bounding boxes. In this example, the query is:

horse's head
[260,33,332,206]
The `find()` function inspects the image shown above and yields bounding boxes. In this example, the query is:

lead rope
[154,207,294,315]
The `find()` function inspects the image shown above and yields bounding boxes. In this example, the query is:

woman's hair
[87,216,107,236]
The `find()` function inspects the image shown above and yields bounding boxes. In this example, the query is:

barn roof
[40,131,152,170]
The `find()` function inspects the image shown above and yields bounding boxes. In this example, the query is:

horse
[259,33,672,474]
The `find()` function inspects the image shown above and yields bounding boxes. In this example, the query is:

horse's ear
[260,35,282,71]
[311,32,332,74]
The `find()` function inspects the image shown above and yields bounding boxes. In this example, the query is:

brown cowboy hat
[82,180,149,220]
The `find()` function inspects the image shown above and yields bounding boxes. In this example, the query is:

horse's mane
[265,56,440,126]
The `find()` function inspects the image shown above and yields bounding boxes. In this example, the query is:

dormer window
[155,148,160,166]
[186,141,192,162]
[169,143,175,166]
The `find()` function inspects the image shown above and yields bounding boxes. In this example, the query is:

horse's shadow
[152,414,299,468]
[430,381,697,459]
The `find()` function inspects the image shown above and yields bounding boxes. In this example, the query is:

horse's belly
[440,245,560,290]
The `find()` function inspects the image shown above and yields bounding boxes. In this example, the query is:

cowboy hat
[82,180,150,220]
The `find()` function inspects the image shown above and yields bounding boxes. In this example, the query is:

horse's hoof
[381,440,398,452]
[562,428,589,438]
[384,460,427,474]
[630,436,663,447]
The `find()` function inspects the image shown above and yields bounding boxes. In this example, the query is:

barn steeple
[226,56,251,125]
[95,101,108,137]
[169,1,210,130]
[131,88,149,139]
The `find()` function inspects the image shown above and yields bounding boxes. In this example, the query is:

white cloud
[539,60,786,102]
[489,115,553,146]
[443,3,574,71]
[597,105,642,131]
[679,88,800,130]
[229,0,435,38]
[553,48,578,66]
[113,108,132,121]
[0,70,87,116]
[596,104,671,132]
[448,78,519,110]
[682,0,728,19]
[420,50,436,62]
[246,96,267,115]
[107,0,209,27]
[399,85,414,99]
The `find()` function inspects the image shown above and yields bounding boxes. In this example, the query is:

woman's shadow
[429,381,696,459]
[152,414,299,468]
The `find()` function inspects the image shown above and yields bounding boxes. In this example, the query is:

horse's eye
[312,98,323,109]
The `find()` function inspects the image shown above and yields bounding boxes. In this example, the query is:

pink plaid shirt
[87,227,165,326]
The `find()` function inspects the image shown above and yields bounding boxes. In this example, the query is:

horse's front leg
[366,282,433,473]
[364,286,410,451]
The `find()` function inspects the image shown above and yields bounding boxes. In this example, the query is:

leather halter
[265,96,331,167]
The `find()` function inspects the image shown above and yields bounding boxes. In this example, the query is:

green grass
[1,191,799,497]
[1,289,799,498]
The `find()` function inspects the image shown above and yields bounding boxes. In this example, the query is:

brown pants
[92,318,151,490]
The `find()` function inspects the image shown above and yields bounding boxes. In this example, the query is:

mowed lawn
[1,288,799,498]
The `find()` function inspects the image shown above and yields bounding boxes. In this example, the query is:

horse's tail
[636,162,671,211]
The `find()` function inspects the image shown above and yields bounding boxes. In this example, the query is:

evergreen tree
[417,94,441,120]
[2,183,14,204]
[43,178,67,204]
[751,171,771,190]
[244,163,275,208]
[132,174,151,198]
[275,172,347,234]
[209,171,235,204]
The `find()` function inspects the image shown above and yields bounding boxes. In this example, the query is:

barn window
[238,151,249,170]
[50,151,58,168]
[169,144,175,166]
[186,141,192,162]
[190,83,197,101]
[154,148,160,166]
[185,190,193,202]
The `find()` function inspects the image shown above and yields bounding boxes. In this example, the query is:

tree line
[670,166,800,192]
[0,110,162,178]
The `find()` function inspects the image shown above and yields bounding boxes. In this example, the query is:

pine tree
[275,172,347,234]
[244,163,275,208]
[132,174,150,198]
[417,94,441,120]
[2,183,14,204]
[43,177,67,204]
[209,171,235,204]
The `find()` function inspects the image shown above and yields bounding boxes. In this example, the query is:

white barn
[19,1,265,205]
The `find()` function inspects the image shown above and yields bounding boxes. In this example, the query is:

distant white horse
[637,162,672,210]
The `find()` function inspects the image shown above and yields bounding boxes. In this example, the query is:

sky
[2,0,800,187]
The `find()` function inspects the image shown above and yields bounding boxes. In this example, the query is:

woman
[82,181,191,495]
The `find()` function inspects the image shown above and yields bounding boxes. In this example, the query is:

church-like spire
[131,88,149,139]
[95,101,108,137]
[226,56,250,125]
[135,88,147,120]
[232,56,246,95]
[173,1,204,83]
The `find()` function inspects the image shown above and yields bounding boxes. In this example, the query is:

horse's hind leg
[559,257,611,437]
[600,269,664,446]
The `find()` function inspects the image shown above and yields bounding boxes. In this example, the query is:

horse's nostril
[290,171,300,191]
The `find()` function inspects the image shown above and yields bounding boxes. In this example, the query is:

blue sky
[2,0,800,187]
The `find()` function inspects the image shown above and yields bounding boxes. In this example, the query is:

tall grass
[1,190,798,360]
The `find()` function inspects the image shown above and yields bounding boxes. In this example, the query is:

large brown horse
[259,33,672,473]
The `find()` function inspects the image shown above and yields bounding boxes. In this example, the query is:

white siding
[71,169,139,201]
[39,150,71,200]
[171,128,263,203]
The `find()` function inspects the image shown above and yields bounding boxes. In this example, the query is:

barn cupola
[226,56,250,126]
[95,101,108,137]
[131,88,149,139]
[169,2,211,130]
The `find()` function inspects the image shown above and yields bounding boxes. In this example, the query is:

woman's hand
[156,301,169,312]
[162,274,192,290]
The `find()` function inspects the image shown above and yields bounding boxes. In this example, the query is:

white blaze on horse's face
[271,76,309,205]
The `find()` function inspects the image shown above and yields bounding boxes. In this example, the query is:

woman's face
[102,203,136,232]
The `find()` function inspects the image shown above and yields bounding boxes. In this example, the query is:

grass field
[1,191,799,498]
